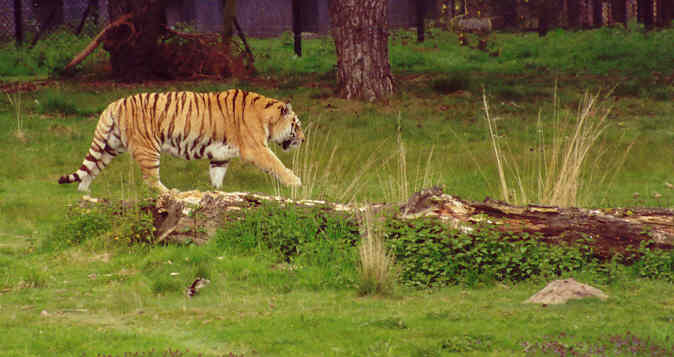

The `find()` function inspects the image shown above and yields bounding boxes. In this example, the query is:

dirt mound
[525,278,608,305]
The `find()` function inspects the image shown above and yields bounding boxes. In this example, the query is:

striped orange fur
[59,89,304,192]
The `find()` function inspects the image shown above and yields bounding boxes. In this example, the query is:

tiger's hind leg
[60,123,126,192]
[209,160,230,189]
[131,144,167,193]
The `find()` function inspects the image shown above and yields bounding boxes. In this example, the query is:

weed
[215,202,360,289]
[357,210,396,296]
[386,218,671,287]
[36,89,80,115]
[45,204,112,250]
[441,334,494,353]
[6,92,26,142]
[484,87,629,207]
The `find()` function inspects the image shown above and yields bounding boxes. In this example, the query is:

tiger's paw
[284,175,302,187]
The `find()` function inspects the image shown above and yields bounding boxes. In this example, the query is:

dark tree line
[446,0,672,32]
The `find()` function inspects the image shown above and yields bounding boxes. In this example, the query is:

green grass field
[0,26,673,356]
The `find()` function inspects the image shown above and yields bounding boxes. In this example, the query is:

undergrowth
[49,199,672,290]
[387,218,673,287]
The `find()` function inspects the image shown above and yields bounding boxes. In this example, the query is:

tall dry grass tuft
[7,93,27,142]
[484,87,630,207]
[379,114,438,203]
[357,209,396,296]
[287,120,381,203]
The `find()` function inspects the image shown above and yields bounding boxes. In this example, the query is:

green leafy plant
[215,202,360,289]
[45,204,112,250]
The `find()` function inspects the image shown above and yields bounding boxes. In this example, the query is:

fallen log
[81,187,673,259]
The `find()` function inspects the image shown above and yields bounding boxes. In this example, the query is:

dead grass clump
[7,93,27,143]
[357,210,396,296]
[484,87,630,207]
[287,120,380,203]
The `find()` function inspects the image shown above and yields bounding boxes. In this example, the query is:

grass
[357,210,396,296]
[0,27,672,356]
[483,87,632,207]
[1,234,672,356]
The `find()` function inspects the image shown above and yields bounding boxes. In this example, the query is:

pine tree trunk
[329,0,394,101]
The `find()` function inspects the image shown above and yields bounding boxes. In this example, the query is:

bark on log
[81,187,673,261]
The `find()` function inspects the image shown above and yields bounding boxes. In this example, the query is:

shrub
[386,218,671,287]
[215,202,361,289]
[46,205,112,249]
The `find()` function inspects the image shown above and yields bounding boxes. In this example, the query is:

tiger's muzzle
[281,136,303,151]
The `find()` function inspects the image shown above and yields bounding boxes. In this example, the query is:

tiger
[58,89,304,193]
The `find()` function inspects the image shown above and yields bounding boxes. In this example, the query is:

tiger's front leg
[243,148,301,187]
[209,160,230,189]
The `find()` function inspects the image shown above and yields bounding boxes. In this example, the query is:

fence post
[14,0,23,46]
[292,0,302,56]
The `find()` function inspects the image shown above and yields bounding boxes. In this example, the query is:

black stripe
[79,164,91,175]
[104,144,117,156]
[151,93,159,122]
[264,100,277,109]
[91,142,103,153]
[198,144,206,158]
[231,89,239,118]
[210,160,230,167]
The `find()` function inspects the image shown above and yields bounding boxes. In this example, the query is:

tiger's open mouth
[281,138,301,151]
[281,139,293,151]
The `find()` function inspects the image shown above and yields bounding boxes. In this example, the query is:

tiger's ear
[281,103,292,116]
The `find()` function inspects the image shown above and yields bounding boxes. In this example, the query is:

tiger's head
[269,103,305,152]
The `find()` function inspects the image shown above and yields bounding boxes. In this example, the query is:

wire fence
[0,0,437,46]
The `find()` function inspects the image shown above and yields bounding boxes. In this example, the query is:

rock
[524,278,608,305]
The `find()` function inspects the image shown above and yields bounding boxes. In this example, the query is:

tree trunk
[329,0,394,101]
[657,0,673,27]
[222,0,236,47]
[611,0,627,26]
[638,0,655,29]
[500,0,519,29]
[538,1,552,36]
[13,0,22,46]
[592,0,604,27]
[292,0,303,56]
[34,0,63,33]
[568,0,582,28]
[105,0,168,81]
[416,0,426,42]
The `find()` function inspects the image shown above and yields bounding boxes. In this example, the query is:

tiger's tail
[58,103,125,192]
